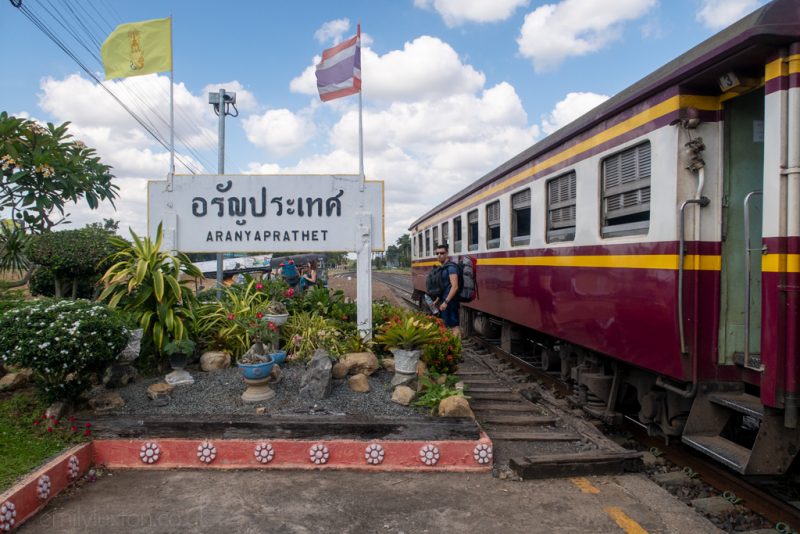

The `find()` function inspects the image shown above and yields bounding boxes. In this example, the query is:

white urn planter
[391,348,421,387]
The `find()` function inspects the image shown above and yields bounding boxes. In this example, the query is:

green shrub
[422,320,463,375]
[415,373,468,414]
[0,299,129,402]
[282,311,345,361]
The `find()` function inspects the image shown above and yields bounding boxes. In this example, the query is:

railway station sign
[148,174,384,253]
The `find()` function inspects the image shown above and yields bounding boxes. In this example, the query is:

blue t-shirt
[440,263,459,299]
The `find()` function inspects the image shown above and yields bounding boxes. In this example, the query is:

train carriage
[410,0,800,474]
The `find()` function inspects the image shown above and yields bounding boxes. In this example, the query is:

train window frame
[453,216,463,253]
[486,201,500,249]
[546,171,577,243]
[601,141,651,238]
[467,210,479,251]
[417,233,423,258]
[432,226,439,249]
[511,188,531,246]
[425,228,431,257]
[442,221,449,248]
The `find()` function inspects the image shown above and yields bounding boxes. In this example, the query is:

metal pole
[215,89,226,297]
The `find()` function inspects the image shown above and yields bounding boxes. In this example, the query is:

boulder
[382,358,395,374]
[416,361,428,376]
[391,385,416,406]
[340,352,379,376]
[102,363,138,388]
[436,374,449,385]
[348,373,370,393]
[270,364,283,384]
[391,372,416,388]
[437,396,474,418]
[200,351,231,372]
[0,370,32,392]
[299,349,333,401]
[331,362,349,380]
[117,328,143,363]
[89,392,125,412]
[45,401,68,420]
[147,382,174,401]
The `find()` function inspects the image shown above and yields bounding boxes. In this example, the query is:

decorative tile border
[0,443,91,532]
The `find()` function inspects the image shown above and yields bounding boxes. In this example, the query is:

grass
[0,390,78,492]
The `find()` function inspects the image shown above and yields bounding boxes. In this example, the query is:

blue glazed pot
[270,350,287,365]
[238,355,274,379]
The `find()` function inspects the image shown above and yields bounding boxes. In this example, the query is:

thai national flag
[315,25,361,102]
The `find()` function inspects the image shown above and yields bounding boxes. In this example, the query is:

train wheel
[540,347,560,372]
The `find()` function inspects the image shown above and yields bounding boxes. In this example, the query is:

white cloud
[517,0,656,72]
[242,108,316,156]
[314,18,351,44]
[291,36,485,103]
[541,91,609,135]
[696,0,766,30]
[414,0,529,26]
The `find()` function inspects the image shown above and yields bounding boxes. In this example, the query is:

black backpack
[426,257,477,303]
[426,261,460,300]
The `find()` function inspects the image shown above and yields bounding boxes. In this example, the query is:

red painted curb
[0,442,92,532]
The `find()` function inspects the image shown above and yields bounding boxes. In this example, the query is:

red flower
[50,415,56,420]
[84,429,91,437]
[53,419,59,426]
[255,283,263,290]
[85,422,92,428]
[285,288,294,298]
[33,420,40,426]
[228,313,235,320]
[69,416,76,423]
[47,427,53,433]
[256,312,264,319]
[71,426,78,432]
[268,322,277,331]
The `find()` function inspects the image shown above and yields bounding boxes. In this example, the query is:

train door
[718,88,765,368]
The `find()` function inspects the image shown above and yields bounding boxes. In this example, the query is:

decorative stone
[437,396,474,418]
[390,372,416,388]
[37,475,51,500]
[364,443,385,465]
[391,385,416,406]
[416,361,428,376]
[255,407,267,415]
[419,444,440,466]
[382,358,395,373]
[436,374,449,385]
[200,351,231,372]
[117,328,143,363]
[147,382,174,401]
[102,363,138,388]
[299,349,333,401]
[45,401,67,421]
[473,444,493,465]
[0,371,30,392]
[309,443,330,465]
[0,501,16,532]
[197,441,217,464]
[67,455,80,479]
[139,442,160,464]
[254,442,274,464]
[347,373,370,393]
[270,364,283,384]
[331,362,349,380]
[339,352,380,376]
[88,392,125,412]
[165,369,194,386]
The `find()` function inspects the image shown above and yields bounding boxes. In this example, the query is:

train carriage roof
[410,0,800,229]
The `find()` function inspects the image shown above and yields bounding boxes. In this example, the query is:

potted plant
[265,300,289,326]
[375,316,440,383]
[163,338,196,386]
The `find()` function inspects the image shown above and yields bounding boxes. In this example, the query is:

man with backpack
[431,244,461,336]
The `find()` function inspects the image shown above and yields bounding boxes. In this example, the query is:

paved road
[22,470,720,533]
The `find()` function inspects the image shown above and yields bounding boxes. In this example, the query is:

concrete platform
[20,471,722,533]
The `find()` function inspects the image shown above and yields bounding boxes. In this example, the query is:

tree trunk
[54,278,62,298]
[71,278,78,299]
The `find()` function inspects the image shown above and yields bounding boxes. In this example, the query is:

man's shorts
[440,299,460,328]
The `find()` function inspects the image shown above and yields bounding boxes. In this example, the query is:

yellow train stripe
[762,254,800,273]
[765,54,800,82]
[570,477,601,494]
[422,94,721,228]
[604,507,649,534]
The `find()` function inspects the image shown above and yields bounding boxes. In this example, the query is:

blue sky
[0,0,768,247]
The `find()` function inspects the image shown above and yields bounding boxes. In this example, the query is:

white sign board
[148,174,384,252]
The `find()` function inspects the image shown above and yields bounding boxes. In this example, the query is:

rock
[299,349,333,401]
[391,372,416,388]
[455,381,465,392]
[382,358,395,373]
[255,407,267,415]
[340,352,379,376]
[416,361,428,376]
[270,364,283,384]
[0,370,31,392]
[165,369,194,386]
[89,392,125,412]
[391,385,416,406]
[117,328,143,363]
[653,470,701,488]
[691,496,735,516]
[437,396,474,418]
[146,382,174,401]
[200,351,231,372]
[331,362,349,380]
[641,451,666,467]
[102,364,138,388]
[348,373,370,393]
[436,374,448,385]
[45,401,68,420]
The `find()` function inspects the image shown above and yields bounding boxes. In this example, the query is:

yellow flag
[101,17,171,80]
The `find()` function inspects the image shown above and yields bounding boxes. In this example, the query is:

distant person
[433,244,460,337]
[300,260,318,292]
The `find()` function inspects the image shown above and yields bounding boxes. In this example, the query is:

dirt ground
[327,272,408,308]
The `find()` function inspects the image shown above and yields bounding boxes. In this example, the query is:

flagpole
[357,23,364,192]
[168,15,175,190]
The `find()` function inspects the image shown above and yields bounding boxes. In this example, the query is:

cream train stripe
[413,254,721,271]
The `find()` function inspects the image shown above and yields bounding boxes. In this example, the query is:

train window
[601,142,650,237]
[425,229,431,257]
[468,210,479,251]
[547,171,576,243]
[453,216,463,252]
[511,189,531,246]
[417,233,423,257]
[486,201,500,249]
[433,226,439,249]
[442,221,449,247]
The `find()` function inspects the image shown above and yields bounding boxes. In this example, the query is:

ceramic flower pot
[238,356,275,380]
[392,348,422,375]
[270,350,287,365]
[265,313,289,326]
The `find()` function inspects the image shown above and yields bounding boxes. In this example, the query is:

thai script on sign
[190,180,345,226]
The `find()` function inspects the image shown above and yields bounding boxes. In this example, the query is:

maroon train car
[410,0,800,474]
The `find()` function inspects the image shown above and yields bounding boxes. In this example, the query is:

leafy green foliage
[414,373,468,414]
[282,311,345,361]
[0,112,118,234]
[0,299,129,402]
[98,224,202,354]
[422,320,463,375]
[0,222,30,272]
[374,314,441,350]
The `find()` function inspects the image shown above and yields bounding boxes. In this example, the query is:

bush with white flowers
[0,299,129,402]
